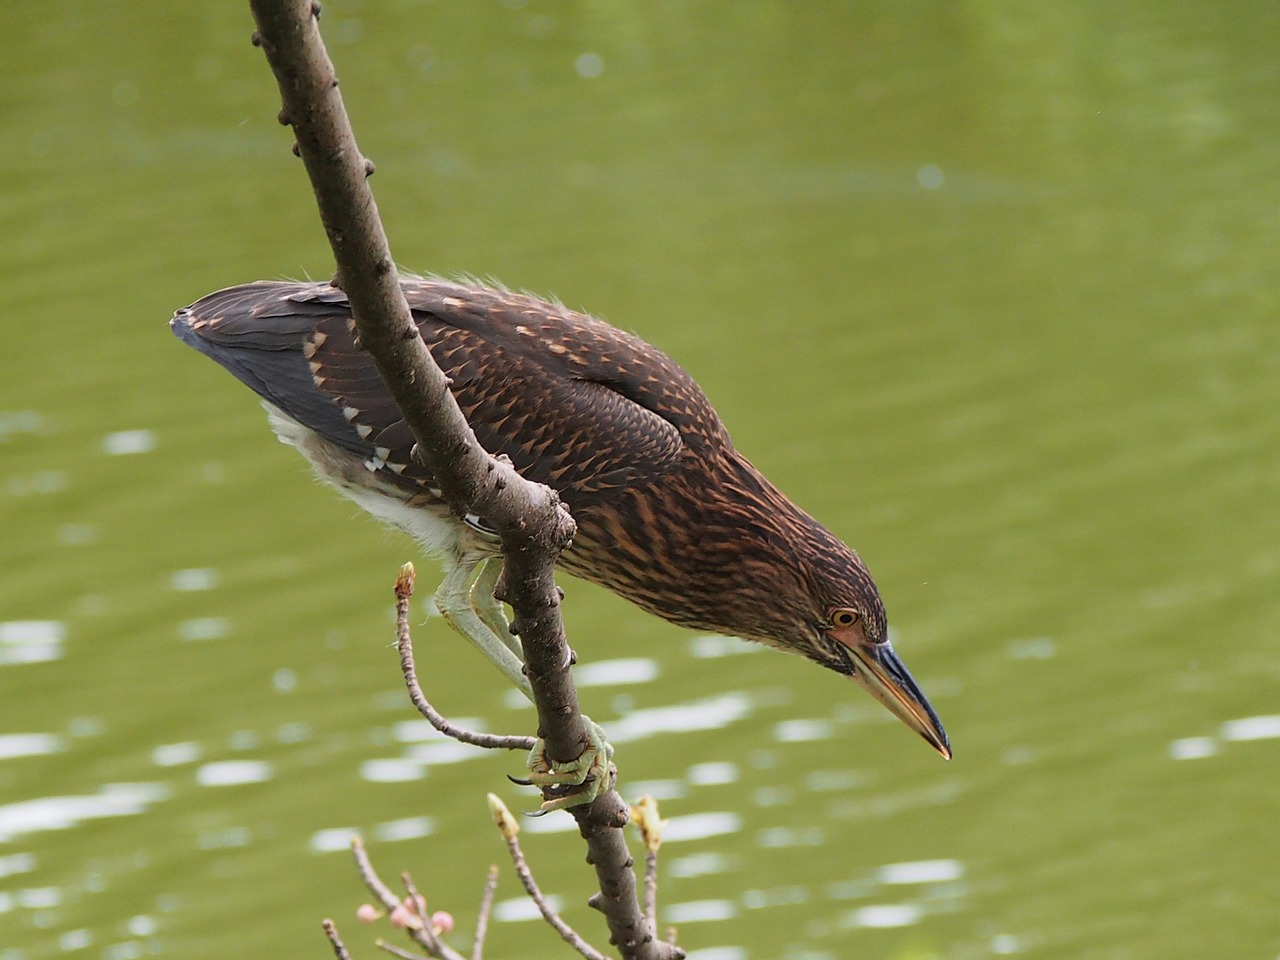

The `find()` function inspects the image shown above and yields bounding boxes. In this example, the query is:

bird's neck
[564,450,866,646]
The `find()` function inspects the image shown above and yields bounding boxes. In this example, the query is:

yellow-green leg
[436,556,613,811]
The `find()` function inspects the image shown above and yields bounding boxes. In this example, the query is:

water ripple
[102,429,156,455]
[195,760,273,786]
[573,657,659,687]
[608,693,753,745]
[0,733,64,760]
[665,899,738,923]
[0,621,66,665]
[0,783,170,843]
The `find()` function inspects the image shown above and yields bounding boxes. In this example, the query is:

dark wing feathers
[171,278,724,511]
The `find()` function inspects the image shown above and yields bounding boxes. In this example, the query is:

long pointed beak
[846,641,951,759]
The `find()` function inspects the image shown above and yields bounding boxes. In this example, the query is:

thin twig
[487,794,608,960]
[471,866,499,960]
[352,838,469,960]
[401,871,428,918]
[398,871,446,956]
[628,796,665,929]
[352,837,403,913]
[643,851,658,929]
[376,941,430,960]
[323,919,354,960]
[396,563,536,751]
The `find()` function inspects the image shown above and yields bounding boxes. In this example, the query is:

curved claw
[522,716,615,813]
[507,774,534,787]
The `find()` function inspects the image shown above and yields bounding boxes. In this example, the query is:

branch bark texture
[245,3,677,957]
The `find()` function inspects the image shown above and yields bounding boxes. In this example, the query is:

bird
[171,277,950,806]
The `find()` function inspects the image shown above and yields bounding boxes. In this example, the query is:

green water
[3,4,1278,959]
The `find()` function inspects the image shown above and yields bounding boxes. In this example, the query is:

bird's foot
[517,716,614,814]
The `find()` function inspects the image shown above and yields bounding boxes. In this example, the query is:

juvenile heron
[171,278,950,804]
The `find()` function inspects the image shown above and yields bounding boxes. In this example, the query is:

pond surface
[2,4,1278,959]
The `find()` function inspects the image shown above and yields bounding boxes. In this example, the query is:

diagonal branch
[244,3,679,958]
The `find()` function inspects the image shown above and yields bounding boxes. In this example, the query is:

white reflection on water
[359,758,425,783]
[169,568,218,592]
[877,859,964,884]
[1167,714,1280,761]
[493,894,563,922]
[194,760,273,786]
[622,779,686,801]
[152,742,201,767]
[773,719,834,742]
[0,620,66,665]
[403,739,483,766]
[741,886,809,909]
[126,915,158,937]
[177,617,230,642]
[756,826,823,848]
[59,929,93,951]
[0,853,35,878]
[372,816,434,842]
[310,827,359,853]
[0,409,42,439]
[680,949,746,960]
[1168,736,1218,760]
[4,469,67,496]
[822,856,966,930]
[573,657,659,687]
[687,762,739,786]
[992,933,1024,954]
[1221,715,1280,741]
[841,903,923,928]
[667,851,734,878]
[664,899,738,923]
[197,827,251,850]
[0,733,64,760]
[102,429,156,455]
[687,635,764,659]
[608,693,753,745]
[0,783,170,843]
[661,811,742,842]
[17,886,60,908]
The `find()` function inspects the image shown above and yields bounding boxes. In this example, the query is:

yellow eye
[831,609,860,628]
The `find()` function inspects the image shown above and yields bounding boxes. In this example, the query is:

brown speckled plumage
[172,277,919,695]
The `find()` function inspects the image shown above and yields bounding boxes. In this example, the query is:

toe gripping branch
[511,717,616,814]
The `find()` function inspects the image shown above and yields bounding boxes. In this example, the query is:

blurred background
[2,2,1277,958]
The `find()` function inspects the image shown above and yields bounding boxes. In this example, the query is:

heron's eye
[830,608,860,629]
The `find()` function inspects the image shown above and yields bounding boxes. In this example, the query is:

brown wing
[171,278,730,512]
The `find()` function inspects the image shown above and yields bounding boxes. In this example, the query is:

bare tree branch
[324,919,355,960]
[396,563,535,752]
[470,867,499,960]
[487,795,608,960]
[245,3,678,956]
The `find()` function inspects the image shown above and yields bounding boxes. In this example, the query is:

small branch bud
[396,562,416,599]
[630,795,665,853]
[486,792,520,840]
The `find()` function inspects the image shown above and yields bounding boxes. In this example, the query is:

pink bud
[356,904,381,924]
[431,911,455,935]
[389,905,415,929]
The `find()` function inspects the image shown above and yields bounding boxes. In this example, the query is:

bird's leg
[434,560,533,700]
[469,559,522,661]
[523,717,614,813]
[442,560,613,812]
